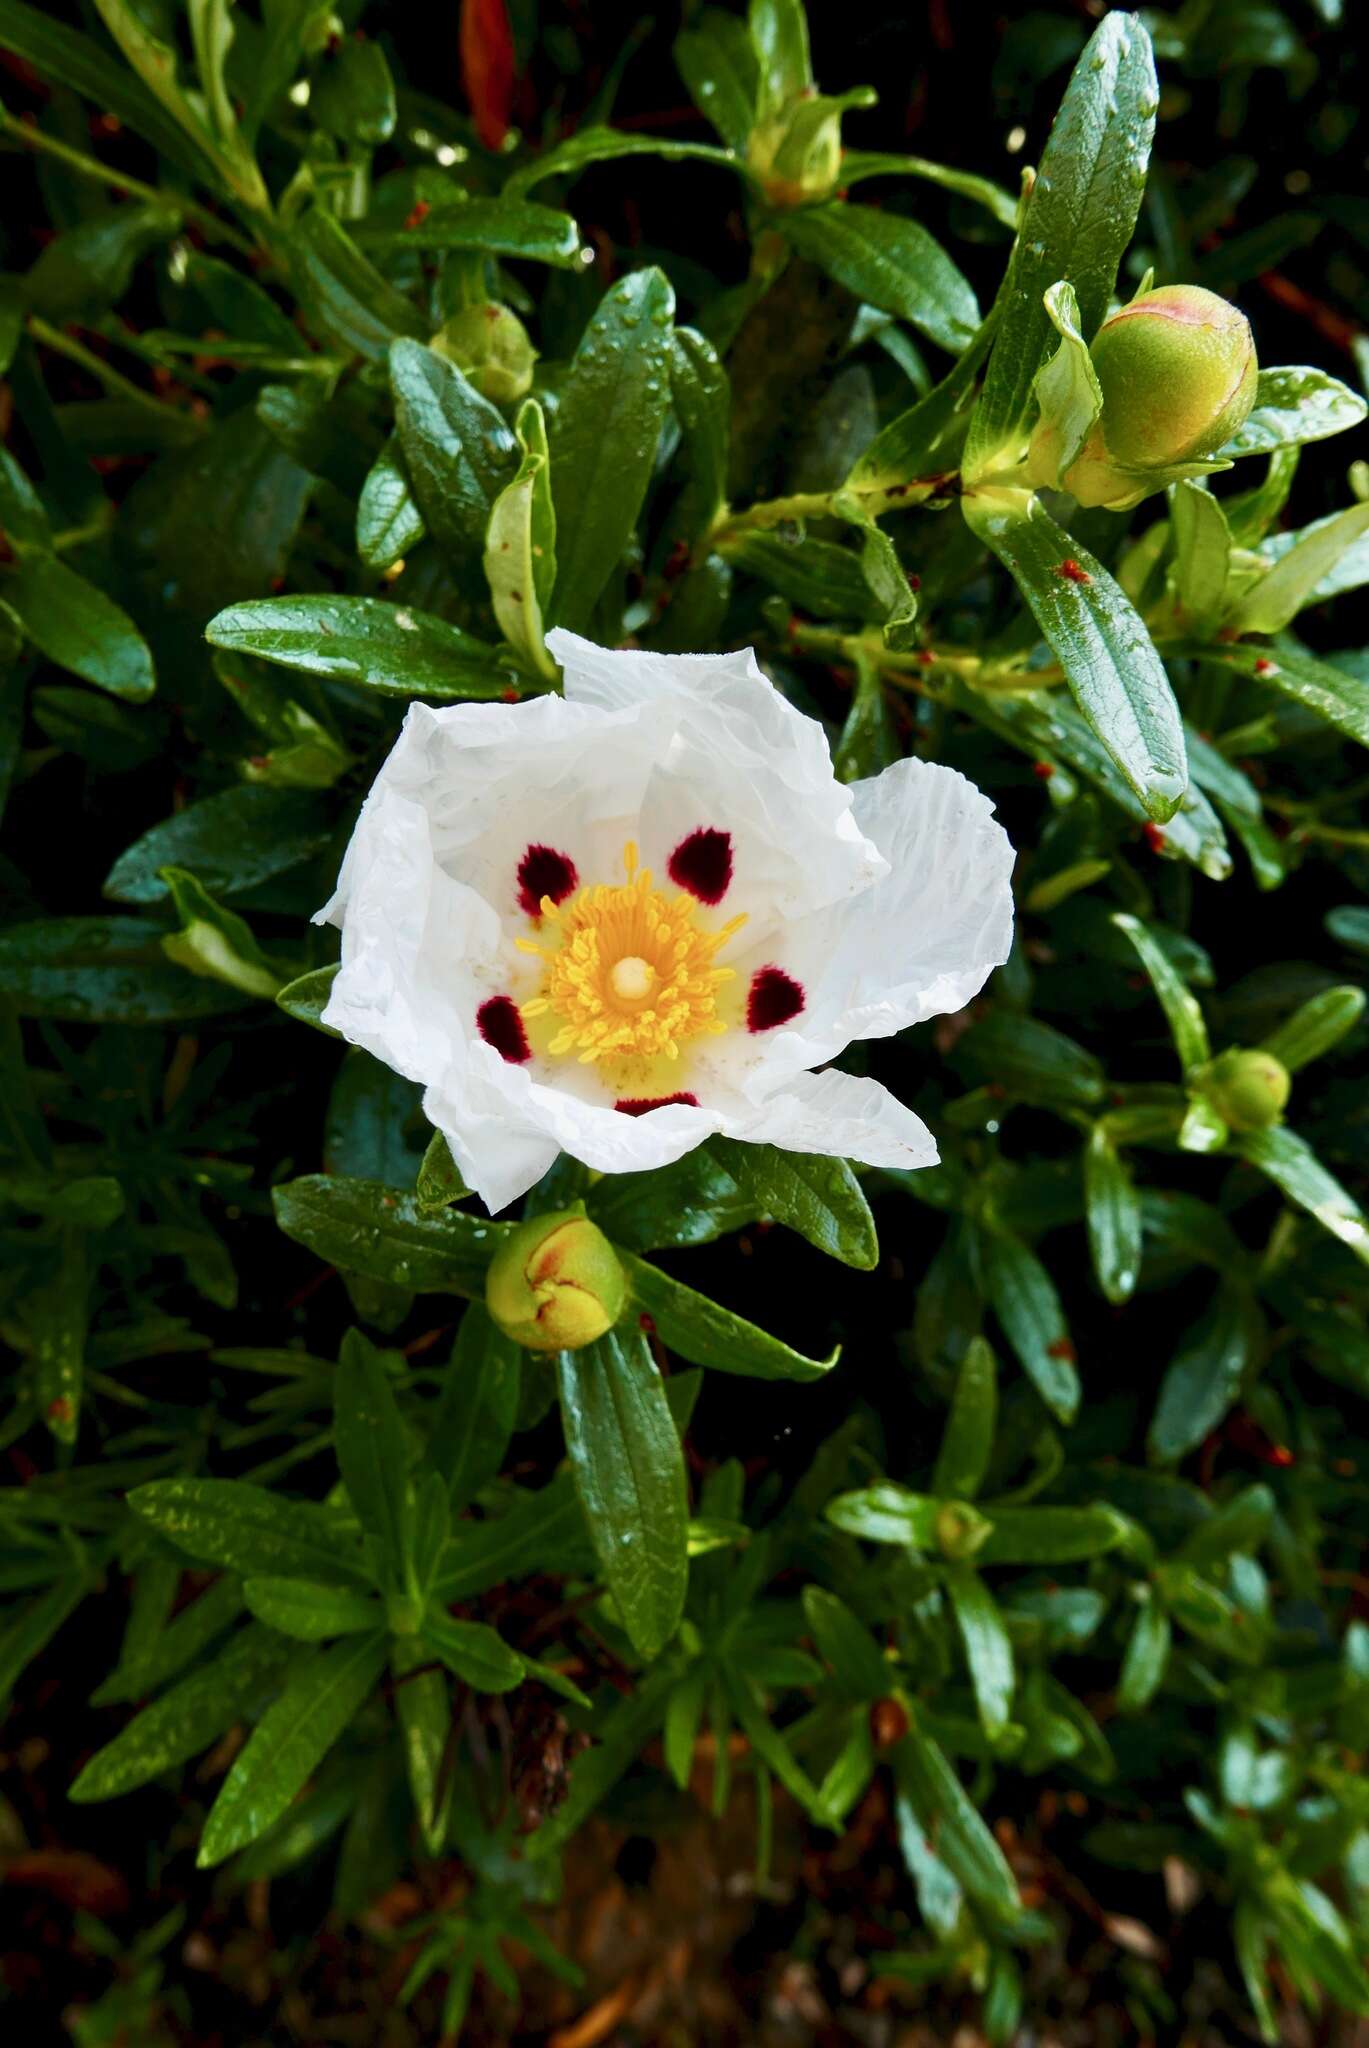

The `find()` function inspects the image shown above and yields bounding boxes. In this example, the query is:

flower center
[518,842,745,1066]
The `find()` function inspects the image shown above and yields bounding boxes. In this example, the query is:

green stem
[710,475,949,553]
[25,315,205,430]
[0,103,261,261]
[787,619,1064,693]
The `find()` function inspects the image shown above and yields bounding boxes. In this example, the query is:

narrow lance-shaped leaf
[964,490,1186,822]
[1084,1125,1142,1305]
[208,594,509,701]
[1236,1126,1369,1268]
[1113,912,1211,1070]
[557,1328,689,1661]
[390,337,518,563]
[1219,365,1367,459]
[932,1336,997,1502]
[334,1330,413,1571]
[198,1632,388,1865]
[1182,640,1369,752]
[549,268,675,633]
[945,1566,1014,1738]
[965,12,1157,476]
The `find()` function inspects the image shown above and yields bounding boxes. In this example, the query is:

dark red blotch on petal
[614,1093,700,1116]
[667,827,733,905]
[747,966,805,1033]
[477,995,531,1064]
[517,843,578,919]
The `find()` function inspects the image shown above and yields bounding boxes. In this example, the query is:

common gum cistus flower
[316,630,1016,1212]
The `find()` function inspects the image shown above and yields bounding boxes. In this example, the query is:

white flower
[316,630,1015,1213]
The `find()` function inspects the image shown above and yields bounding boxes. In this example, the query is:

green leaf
[129,1477,367,1583]
[964,491,1185,822]
[1170,481,1231,635]
[91,0,266,210]
[674,8,758,151]
[425,1304,521,1513]
[207,594,508,700]
[976,1504,1130,1567]
[957,1009,1104,1110]
[549,269,675,632]
[826,1482,943,1547]
[272,1175,509,1297]
[1196,639,1369,751]
[1236,1125,1369,1268]
[965,13,1157,475]
[334,1330,413,1567]
[276,963,342,1037]
[933,1336,998,1502]
[557,1328,689,1661]
[1113,912,1211,1070]
[390,1633,450,1853]
[25,202,182,323]
[840,152,1019,228]
[1232,501,1369,635]
[389,337,518,563]
[802,1586,890,1702]
[198,1632,388,1865]
[243,1579,384,1641]
[104,786,331,905]
[414,1129,468,1210]
[356,436,426,571]
[1116,1595,1170,1713]
[0,0,212,180]
[183,252,302,353]
[291,210,427,361]
[894,1728,1021,1917]
[158,867,288,999]
[750,0,812,116]
[1148,1282,1254,1464]
[726,532,876,619]
[420,1612,524,1692]
[484,397,556,677]
[0,917,244,1024]
[1084,1125,1142,1306]
[946,1566,1014,1738]
[5,554,154,701]
[70,1626,290,1802]
[624,1254,838,1382]
[835,650,897,779]
[433,1470,590,1602]
[1219,365,1368,458]
[1027,281,1103,485]
[503,130,738,202]
[309,33,397,146]
[1261,986,1365,1072]
[780,204,979,355]
[359,198,581,266]
[981,1227,1079,1425]
[668,326,731,543]
[708,1139,877,1268]
[588,1149,754,1251]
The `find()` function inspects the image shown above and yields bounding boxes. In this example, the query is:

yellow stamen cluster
[518,843,745,1065]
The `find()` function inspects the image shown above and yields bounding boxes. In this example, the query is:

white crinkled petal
[723,757,1015,1077]
[724,1066,939,1171]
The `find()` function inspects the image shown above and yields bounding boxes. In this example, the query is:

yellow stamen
[525,838,745,1071]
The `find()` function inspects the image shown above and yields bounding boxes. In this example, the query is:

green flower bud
[1198,1048,1291,1134]
[747,86,874,209]
[485,1209,627,1353]
[1062,285,1257,509]
[430,303,537,406]
[936,1499,992,1561]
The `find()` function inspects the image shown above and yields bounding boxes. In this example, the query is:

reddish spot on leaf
[1143,823,1168,853]
[1046,1337,1077,1362]
[1032,760,1056,780]
[1054,558,1092,585]
[747,966,805,1033]
[668,827,733,905]
[1253,657,1278,676]
[517,844,578,920]
[403,199,431,232]
[460,0,516,151]
[614,1093,699,1115]
[476,995,530,1064]
[46,1396,74,1425]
